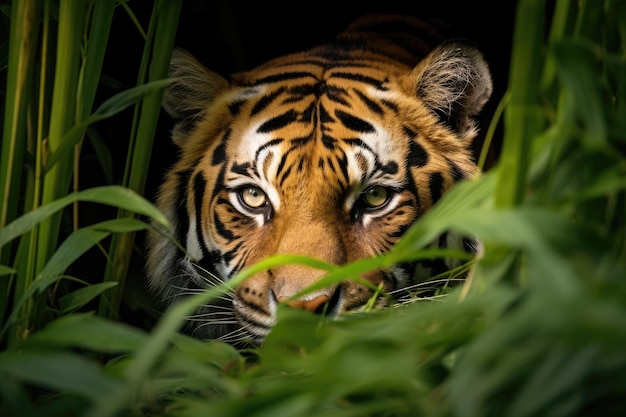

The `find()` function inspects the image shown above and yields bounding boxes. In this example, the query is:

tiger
[146,15,493,346]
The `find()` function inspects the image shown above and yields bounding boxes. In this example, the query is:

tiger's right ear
[163,48,229,144]
[409,42,492,142]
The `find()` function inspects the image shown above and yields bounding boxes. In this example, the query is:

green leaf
[551,40,608,148]
[0,370,37,417]
[1,218,151,336]
[0,186,168,247]
[22,313,147,353]
[0,351,122,401]
[393,173,496,255]
[58,282,119,313]
[86,127,114,184]
[169,332,243,366]
[0,264,16,276]
[45,79,173,170]
[561,165,626,202]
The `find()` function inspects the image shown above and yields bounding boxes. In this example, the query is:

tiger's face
[147,17,492,345]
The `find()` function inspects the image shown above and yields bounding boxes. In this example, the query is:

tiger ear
[411,41,493,140]
[163,48,229,144]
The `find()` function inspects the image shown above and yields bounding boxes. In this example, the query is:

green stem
[495,0,547,208]
[0,0,38,234]
[32,0,85,333]
[99,0,182,318]
[1,0,40,345]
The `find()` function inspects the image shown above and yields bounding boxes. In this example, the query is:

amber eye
[238,186,267,209]
[362,186,390,209]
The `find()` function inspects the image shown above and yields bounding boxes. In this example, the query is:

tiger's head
[147,16,492,345]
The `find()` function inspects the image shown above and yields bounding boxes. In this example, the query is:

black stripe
[408,141,429,168]
[229,100,246,116]
[448,159,466,182]
[338,153,349,185]
[380,161,398,175]
[193,172,211,260]
[211,165,226,200]
[255,138,283,160]
[322,134,336,150]
[257,109,298,133]
[319,105,334,123]
[196,253,222,281]
[326,91,350,106]
[463,237,477,254]
[252,71,317,86]
[212,128,230,165]
[251,87,286,116]
[173,168,193,257]
[354,89,384,115]
[381,99,399,113]
[276,152,289,178]
[287,83,319,97]
[300,102,316,121]
[343,137,371,151]
[214,210,236,241]
[335,110,375,133]
[326,156,336,173]
[290,134,313,147]
[222,242,242,264]
[428,172,444,204]
[389,223,411,239]
[281,95,308,105]
[403,126,417,138]
[279,165,293,187]
[231,162,250,176]
[332,71,384,87]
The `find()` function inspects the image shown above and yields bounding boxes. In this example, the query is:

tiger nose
[278,295,330,313]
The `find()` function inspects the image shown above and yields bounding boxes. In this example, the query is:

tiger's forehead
[226,80,407,191]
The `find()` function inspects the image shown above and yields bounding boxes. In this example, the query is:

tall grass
[1,0,625,416]
[0,0,180,346]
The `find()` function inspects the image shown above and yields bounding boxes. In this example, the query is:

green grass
[1,0,625,416]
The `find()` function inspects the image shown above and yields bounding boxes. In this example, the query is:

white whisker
[393,293,450,306]
[388,277,465,295]
[186,312,235,320]
[217,327,254,344]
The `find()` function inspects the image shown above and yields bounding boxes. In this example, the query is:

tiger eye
[240,186,267,209]
[363,186,389,208]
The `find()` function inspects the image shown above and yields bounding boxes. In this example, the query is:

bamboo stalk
[99,0,183,318]
[72,1,116,231]
[0,0,39,235]
[494,0,547,208]
[0,0,40,344]
[20,0,86,339]
[35,0,85,276]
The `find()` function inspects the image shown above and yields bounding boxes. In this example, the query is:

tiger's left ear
[410,41,493,140]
